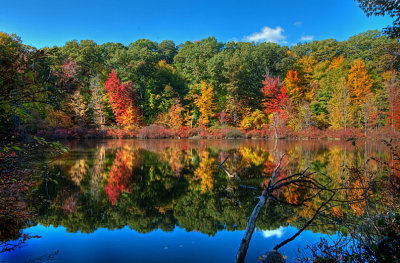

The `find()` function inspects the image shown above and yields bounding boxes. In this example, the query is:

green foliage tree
[355,0,400,37]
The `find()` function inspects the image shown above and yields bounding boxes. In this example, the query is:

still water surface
[1,139,389,263]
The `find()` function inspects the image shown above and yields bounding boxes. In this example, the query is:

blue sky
[0,0,394,48]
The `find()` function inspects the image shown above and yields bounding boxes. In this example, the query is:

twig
[217,154,230,167]
[273,193,336,250]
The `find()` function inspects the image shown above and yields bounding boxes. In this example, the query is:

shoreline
[34,125,400,141]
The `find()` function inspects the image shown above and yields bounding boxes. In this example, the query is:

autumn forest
[2,0,400,262]
[2,30,400,140]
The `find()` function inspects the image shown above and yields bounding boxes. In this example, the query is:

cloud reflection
[262,226,286,239]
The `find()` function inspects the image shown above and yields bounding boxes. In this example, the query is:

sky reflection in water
[2,139,388,262]
[2,224,333,263]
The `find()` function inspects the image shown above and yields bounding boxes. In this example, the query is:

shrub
[209,125,244,139]
[245,129,262,139]
[332,128,363,140]
[177,126,196,138]
[295,127,327,140]
[259,126,274,138]
[137,124,175,139]
[101,127,136,139]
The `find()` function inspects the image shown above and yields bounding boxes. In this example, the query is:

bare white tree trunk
[273,113,278,139]
[235,155,284,263]
[364,101,367,137]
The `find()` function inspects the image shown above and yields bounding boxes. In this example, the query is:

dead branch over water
[218,153,372,263]
[234,154,285,263]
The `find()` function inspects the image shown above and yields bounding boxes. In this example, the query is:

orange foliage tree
[284,55,317,103]
[284,70,304,103]
[168,98,185,128]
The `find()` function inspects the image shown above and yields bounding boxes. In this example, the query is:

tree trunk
[392,100,394,133]
[235,195,269,263]
[235,155,284,263]
[273,113,278,139]
[343,90,347,132]
[97,87,104,128]
[364,101,367,137]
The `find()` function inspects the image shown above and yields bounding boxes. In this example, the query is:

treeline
[1,30,400,138]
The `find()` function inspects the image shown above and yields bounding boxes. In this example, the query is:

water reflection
[262,227,285,239]
[2,139,394,262]
[33,140,390,234]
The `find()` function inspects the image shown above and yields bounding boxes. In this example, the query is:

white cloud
[294,21,302,27]
[244,26,287,44]
[262,227,286,239]
[300,35,314,41]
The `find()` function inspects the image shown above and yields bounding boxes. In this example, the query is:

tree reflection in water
[2,139,398,261]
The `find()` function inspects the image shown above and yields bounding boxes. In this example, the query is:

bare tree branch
[274,193,336,250]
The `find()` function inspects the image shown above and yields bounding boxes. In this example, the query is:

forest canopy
[1,30,400,138]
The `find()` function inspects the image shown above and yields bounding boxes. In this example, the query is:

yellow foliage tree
[347,59,373,136]
[69,159,88,186]
[347,59,373,103]
[328,78,352,130]
[46,108,73,129]
[157,59,176,73]
[298,54,317,84]
[240,109,268,130]
[194,151,215,193]
[195,81,216,126]
[69,89,88,127]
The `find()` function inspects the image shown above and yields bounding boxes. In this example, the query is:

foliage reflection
[23,139,393,239]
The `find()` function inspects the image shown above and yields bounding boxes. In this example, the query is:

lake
[1,139,391,263]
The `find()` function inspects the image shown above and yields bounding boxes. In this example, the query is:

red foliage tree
[261,74,289,139]
[104,149,135,205]
[104,70,142,127]
[52,59,79,93]
[386,71,400,132]
[60,60,78,79]
[217,111,230,125]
